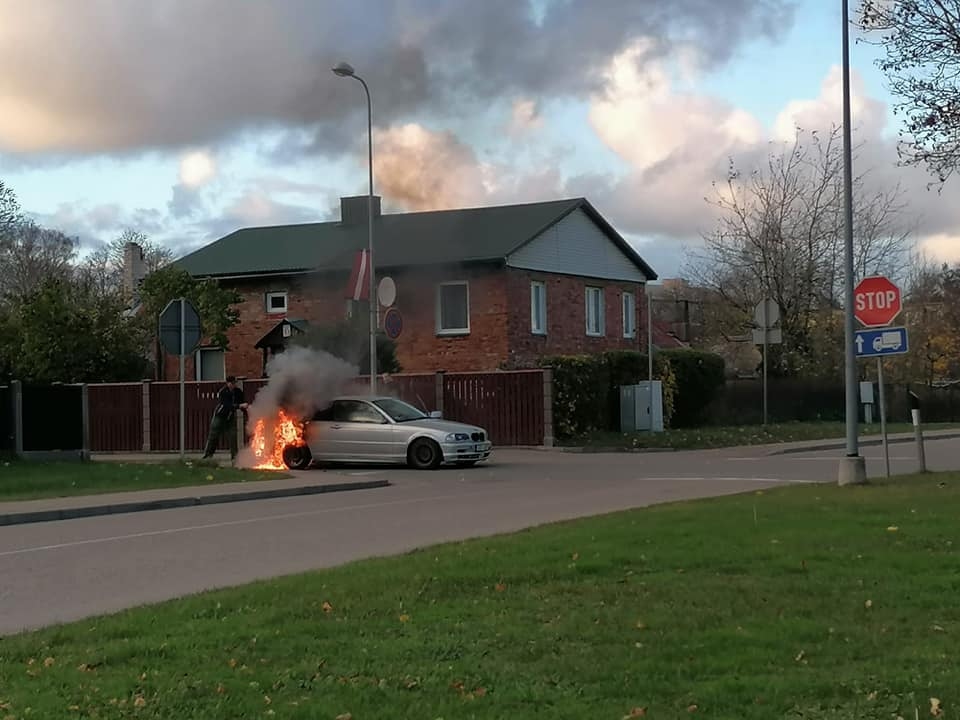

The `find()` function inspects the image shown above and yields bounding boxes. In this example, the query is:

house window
[437,281,470,335]
[585,286,605,336]
[531,281,546,335]
[266,291,288,314]
[622,291,636,338]
[196,348,225,381]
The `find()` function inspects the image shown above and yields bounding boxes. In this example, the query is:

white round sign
[377,276,397,308]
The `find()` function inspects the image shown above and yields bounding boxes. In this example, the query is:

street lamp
[838,0,867,485]
[332,61,377,394]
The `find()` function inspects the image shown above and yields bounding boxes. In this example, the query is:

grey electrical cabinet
[620,381,664,433]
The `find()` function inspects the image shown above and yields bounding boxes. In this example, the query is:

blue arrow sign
[855,326,909,358]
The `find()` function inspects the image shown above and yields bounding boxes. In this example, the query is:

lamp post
[838,0,867,485]
[332,61,377,394]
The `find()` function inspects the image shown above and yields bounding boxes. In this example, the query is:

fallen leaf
[622,708,647,718]
[687,704,699,713]
[335,714,352,720]
[399,614,410,623]
[931,698,942,716]
[795,650,805,662]
[474,687,487,697]
[206,474,214,481]
[43,657,55,668]
[865,599,873,609]
[216,684,226,695]
[228,658,238,668]
[495,582,507,592]
[321,601,334,614]
[264,695,271,705]
[933,624,945,632]
[887,526,899,532]
[571,552,579,561]
[867,691,878,701]
[133,696,146,708]
[636,621,647,630]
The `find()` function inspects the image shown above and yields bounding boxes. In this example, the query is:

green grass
[2,473,959,718]
[0,460,287,502]
[570,421,960,451]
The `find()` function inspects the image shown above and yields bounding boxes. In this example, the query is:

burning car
[251,395,492,470]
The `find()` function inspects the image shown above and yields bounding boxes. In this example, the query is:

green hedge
[542,351,677,441]
[659,349,726,428]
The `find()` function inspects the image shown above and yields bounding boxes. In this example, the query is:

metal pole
[358,76,377,395]
[838,0,865,484]
[179,297,186,460]
[877,359,889,477]
[762,300,769,426]
[647,287,653,382]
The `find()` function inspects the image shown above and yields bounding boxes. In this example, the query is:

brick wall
[504,268,644,368]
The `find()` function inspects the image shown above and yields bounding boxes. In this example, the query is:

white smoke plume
[236,346,357,469]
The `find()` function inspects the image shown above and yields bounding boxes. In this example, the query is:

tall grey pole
[762,300,769,426]
[647,287,653,382]
[179,297,186,460]
[357,76,377,395]
[839,0,866,484]
[877,358,890,477]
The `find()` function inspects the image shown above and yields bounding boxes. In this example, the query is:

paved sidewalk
[0,471,389,527]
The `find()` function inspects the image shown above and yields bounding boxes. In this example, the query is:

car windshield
[372,398,428,422]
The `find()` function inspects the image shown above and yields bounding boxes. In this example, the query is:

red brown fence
[80,370,550,452]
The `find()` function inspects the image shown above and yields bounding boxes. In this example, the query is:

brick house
[169,196,658,380]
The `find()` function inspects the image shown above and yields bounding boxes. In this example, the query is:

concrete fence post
[81,384,90,459]
[12,380,23,458]
[435,371,445,416]
[542,369,554,447]
[142,380,152,452]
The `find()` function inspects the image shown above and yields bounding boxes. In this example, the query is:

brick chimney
[340,195,382,225]
[122,241,146,304]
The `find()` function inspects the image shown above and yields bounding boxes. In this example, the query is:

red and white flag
[346,249,370,301]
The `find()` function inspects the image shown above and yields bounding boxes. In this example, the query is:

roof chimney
[340,195,381,225]
[122,241,146,303]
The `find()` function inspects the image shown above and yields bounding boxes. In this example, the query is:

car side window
[333,400,385,424]
[312,405,334,421]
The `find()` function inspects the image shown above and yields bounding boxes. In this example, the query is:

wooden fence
[79,370,551,452]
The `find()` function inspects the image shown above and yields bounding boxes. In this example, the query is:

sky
[1,0,958,279]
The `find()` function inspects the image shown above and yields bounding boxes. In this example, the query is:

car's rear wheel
[408,438,442,470]
[282,444,312,470]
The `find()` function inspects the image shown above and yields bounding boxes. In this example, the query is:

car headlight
[445,433,470,442]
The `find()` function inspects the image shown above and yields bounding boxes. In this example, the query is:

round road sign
[378,276,397,308]
[384,308,403,339]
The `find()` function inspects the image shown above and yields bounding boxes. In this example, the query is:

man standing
[202,376,249,462]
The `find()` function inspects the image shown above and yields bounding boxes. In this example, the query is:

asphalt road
[1,436,956,635]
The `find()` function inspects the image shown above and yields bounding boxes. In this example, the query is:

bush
[541,351,677,442]
[659,349,726,427]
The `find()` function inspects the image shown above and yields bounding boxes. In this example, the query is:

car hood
[398,418,484,435]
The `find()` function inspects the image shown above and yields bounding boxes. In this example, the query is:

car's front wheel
[282,444,312,470]
[408,438,442,470]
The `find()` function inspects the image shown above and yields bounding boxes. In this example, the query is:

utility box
[620,382,664,433]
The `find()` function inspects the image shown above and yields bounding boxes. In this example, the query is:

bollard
[909,391,927,474]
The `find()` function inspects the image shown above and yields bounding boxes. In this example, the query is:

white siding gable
[505,207,649,281]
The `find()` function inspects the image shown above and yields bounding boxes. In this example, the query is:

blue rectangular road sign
[855,326,909,358]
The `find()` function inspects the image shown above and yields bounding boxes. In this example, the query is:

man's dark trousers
[203,414,238,460]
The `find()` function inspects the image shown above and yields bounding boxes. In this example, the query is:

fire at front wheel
[282,444,312,470]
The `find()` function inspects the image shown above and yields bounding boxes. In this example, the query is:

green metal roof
[176,197,657,280]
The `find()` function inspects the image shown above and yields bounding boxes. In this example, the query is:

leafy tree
[860,1,960,184]
[689,127,911,377]
[137,265,242,351]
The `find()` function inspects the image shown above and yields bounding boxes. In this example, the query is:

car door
[330,400,395,461]
[304,404,337,460]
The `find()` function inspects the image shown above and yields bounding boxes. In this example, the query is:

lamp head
[332,62,355,78]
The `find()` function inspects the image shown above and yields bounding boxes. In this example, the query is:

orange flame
[251,409,306,470]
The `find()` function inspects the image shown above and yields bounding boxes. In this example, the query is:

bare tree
[0,220,77,301]
[0,181,20,231]
[860,0,960,185]
[688,127,912,376]
[82,228,173,296]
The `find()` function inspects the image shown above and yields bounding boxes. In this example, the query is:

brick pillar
[435,371,445,416]
[142,380,151,452]
[542,369,554,447]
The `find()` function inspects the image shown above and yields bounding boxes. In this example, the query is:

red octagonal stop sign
[854,275,902,327]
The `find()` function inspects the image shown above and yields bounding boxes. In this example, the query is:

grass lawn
[570,421,960,451]
[0,460,287,502]
[1,474,959,718]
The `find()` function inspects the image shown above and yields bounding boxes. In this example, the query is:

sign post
[753,298,781,426]
[159,298,202,459]
[853,276,904,479]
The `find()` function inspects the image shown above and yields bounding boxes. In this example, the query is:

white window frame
[265,291,288,315]
[622,291,636,338]
[195,347,225,381]
[436,281,470,335]
[585,286,605,337]
[530,281,547,335]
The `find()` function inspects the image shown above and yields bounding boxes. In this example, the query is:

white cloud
[920,234,960,264]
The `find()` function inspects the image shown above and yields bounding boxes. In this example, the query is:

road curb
[0,479,390,527]
[769,431,960,455]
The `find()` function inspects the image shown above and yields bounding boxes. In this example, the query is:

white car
[281,395,493,470]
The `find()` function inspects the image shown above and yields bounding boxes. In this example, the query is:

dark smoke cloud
[0,0,795,158]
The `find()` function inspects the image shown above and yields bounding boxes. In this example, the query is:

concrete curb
[768,431,960,455]
[0,479,390,527]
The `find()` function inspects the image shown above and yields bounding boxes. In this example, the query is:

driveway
[0,436,956,635]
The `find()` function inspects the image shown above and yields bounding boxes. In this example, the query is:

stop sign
[854,275,902,327]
